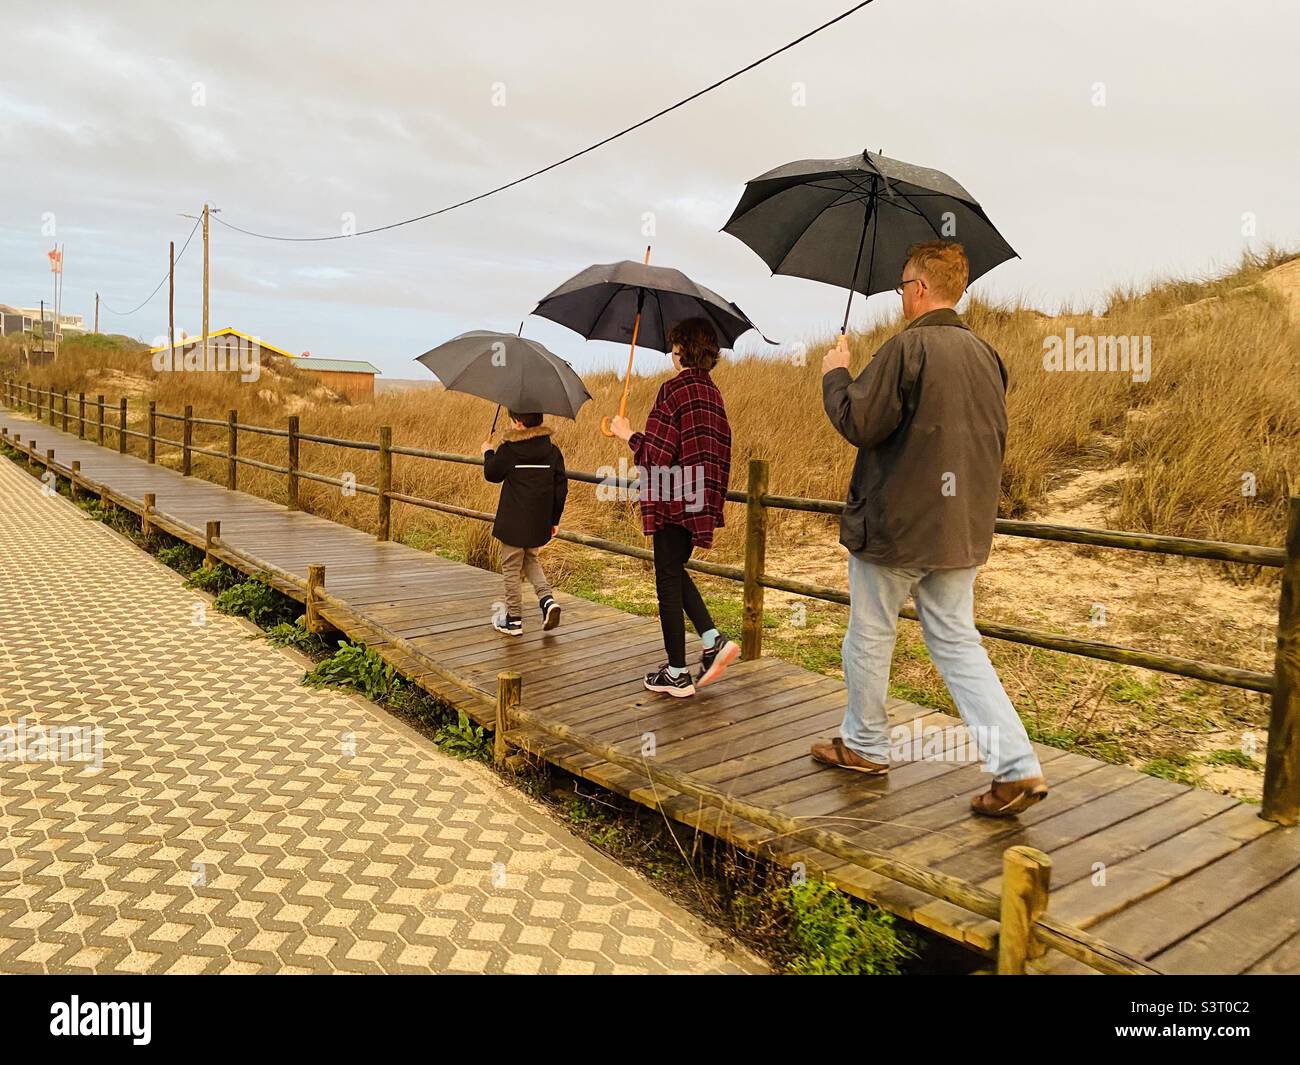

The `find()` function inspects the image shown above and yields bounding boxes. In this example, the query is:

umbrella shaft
[842,182,878,334]
[618,312,643,416]
[617,244,652,418]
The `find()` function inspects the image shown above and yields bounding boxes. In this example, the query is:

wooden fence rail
[3,376,1298,825]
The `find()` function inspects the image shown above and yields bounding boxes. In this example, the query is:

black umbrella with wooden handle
[532,247,771,436]
[723,149,1017,337]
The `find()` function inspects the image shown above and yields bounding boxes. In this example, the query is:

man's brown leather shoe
[811,737,889,775]
[970,776,1049,817]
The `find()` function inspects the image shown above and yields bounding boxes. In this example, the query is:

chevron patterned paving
[0,457,754,974]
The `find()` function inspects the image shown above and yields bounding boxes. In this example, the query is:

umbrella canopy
[723,150,1016,328]
[414,330,591,419]
[531,259,770,352]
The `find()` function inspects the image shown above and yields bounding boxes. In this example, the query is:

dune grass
[7,248,1296,568]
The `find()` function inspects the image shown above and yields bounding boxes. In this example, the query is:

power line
[213,0,878,243]
[100,217,202,316]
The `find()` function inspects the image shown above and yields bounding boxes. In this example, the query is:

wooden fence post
[77,392,85,439]
[118,397,127,454]
[494,671,522,767]
[286,415,300,510]
[306,564,326,633]
[205,520,221,568]
[61,391,69,432]
[1263,496,1300,825]
[47,389,55,426]
[227,409,238,490]
[741,457,770,661]
[377,425,392,541]
[96,394,105,446]
[147,402,157,464]
[182,404,193,475]
[142,492,156,538]
[70,460,80,501]
[996,846,1052,975]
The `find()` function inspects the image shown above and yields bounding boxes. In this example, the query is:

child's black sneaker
[540,595,561,631]
[644,664,695,698]
[493,615,523,637]
[698,637,740,687]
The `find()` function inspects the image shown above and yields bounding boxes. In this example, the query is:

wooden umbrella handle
[601,245,651,438]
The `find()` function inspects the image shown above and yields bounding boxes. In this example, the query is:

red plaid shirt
[629,368,732,549]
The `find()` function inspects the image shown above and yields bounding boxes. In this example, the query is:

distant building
[14,306,85,335]
[144,328,381,400]
[289,355,382,401]
[0,304,37,337]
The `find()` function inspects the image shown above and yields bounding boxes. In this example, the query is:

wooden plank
[1034,807,1279,972]
[1245,929,1300,974]
[1153,863,1300,974]
[1049,824,1299,968]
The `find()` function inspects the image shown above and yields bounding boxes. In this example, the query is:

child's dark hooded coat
[483,425,568,549]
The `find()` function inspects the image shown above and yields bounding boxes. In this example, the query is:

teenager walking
[610,318,739,698]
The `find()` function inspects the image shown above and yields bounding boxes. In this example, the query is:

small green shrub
[1200,748,1261,771]
[1142,754,1199,786]
[157,542,204,575]
[186,562,243,594]
[215,577,298,627]
[303,640,400,702]
[435,709,491,761]
[778,881,914,976]
[265,619,330,655]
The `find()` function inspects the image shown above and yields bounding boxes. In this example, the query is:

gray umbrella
[415,330,592,421]
[723,149,1017,332]
[531,257,769,353]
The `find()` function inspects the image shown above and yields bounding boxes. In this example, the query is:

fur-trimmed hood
[494,424,552,446]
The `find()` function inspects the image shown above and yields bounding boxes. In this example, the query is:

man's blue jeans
[840,555,1042,782]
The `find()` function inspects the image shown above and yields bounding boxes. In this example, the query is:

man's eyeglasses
[894,278,923,296]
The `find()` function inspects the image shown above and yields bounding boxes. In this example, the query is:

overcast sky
[2,0,1296,377]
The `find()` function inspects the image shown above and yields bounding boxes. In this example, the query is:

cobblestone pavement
[0,456,756,974]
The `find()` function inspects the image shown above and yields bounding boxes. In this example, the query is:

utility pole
[51,246,60,363]
[181,203,218,368]
[168,240,175,362]
[202,202,209,371]
[94,291,99,334]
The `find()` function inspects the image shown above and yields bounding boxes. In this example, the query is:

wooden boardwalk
[4,405,1299,975]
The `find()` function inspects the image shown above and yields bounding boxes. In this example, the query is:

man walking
[811,240,1048,817]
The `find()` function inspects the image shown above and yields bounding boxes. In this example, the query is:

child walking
[610,318,740,698]
[482,411,568,636]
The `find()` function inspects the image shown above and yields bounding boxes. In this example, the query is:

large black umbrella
[415,330,591,429]
[532,247,769,435]
[723,150,1016,333]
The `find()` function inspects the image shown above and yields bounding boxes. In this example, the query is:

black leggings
[652,525,715,668]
